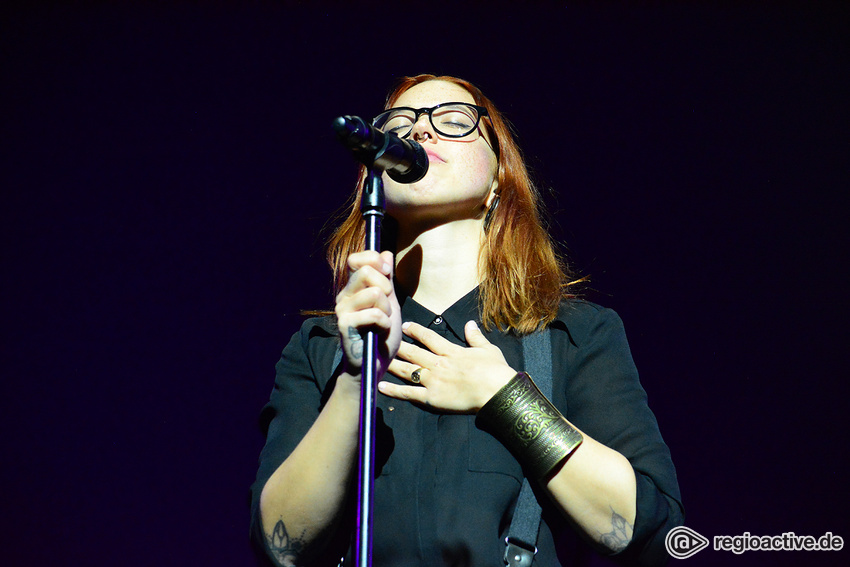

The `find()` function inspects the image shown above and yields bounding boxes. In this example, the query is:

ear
[485,179,500,208]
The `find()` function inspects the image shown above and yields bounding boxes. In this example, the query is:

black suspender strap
[504,329,552,567]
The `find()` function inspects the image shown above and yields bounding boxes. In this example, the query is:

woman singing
[250,75,683,567]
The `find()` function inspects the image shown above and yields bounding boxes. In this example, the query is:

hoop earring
[483,195,500,233]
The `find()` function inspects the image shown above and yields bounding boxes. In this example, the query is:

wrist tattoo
[267,518,306,566]
[599,508,633,554]
[346,326,363,362]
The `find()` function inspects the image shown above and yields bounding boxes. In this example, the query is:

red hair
[326,74,578,334]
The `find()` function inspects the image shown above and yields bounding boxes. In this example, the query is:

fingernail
[382,262,392,275]
[468,320,479,329]
[402,322,411,331]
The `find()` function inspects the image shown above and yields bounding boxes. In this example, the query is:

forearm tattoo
[599,508,633,554]
[266,519,306,567]
[347,326,363,362]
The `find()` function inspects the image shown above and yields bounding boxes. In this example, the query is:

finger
[348,251,393,277]
[464,320,491,348]
[337,307,393,336]
[395,340,440,367]
[336,286,392,319]
[387,357,420,380]
[339,265,393,301]
[378,380,429,404]
[379,251,395,279]
[401,321,457,356]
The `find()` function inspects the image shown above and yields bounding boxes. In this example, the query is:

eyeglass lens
[377,104,480,138]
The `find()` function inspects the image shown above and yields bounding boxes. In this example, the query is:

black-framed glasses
[372,102,489,139]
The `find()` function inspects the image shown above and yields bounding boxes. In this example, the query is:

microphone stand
[355,169,384,567]
[332,114,426,566]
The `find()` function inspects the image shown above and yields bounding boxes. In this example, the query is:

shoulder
[276,315,341,390]
[551,299,626,348]
[296,314,339,342]
[280,314,339,362]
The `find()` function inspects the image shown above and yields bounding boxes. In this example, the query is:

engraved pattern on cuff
[477,372,583,478]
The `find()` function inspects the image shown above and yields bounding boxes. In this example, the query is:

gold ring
[410,367,424,384]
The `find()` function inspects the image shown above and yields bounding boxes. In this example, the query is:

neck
[394,218,485,315]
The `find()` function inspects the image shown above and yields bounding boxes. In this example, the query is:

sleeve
[248,317,341,555]
[559,303,684,566]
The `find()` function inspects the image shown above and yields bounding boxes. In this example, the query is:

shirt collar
[399,286,481,344]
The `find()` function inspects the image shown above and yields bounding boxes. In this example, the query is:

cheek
[456,147,498,190]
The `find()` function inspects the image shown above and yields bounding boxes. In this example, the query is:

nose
[410,113,435,142]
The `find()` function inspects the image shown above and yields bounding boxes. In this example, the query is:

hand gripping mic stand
[333,116,428,567]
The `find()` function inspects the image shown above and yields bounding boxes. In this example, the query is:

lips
[425,149,445,163]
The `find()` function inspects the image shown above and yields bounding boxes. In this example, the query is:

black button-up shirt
[251,289,683,566]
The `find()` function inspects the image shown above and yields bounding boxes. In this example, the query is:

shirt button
[434,316,443,324]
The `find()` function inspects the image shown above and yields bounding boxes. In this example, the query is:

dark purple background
[2,1,848,565]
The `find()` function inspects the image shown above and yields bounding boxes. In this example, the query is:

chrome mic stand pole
[355,169,383,567]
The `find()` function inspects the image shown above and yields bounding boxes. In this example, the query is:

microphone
[333,115,429,184]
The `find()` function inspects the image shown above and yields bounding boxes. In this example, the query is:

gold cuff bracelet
[476,372,583,479]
